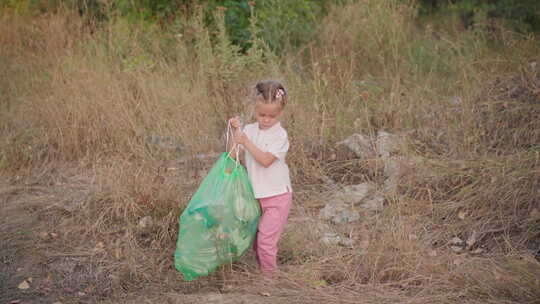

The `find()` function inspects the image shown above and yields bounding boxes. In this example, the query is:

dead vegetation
[1,1,539,303]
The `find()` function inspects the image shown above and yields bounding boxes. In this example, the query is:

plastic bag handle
[225,120,240,169]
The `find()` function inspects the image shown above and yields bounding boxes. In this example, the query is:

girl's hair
[253,80,288,109]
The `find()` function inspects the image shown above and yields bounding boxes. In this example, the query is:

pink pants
[253,191,293,274]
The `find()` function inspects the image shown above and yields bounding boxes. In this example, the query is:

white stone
[359,195,384,211]
[377,131,400,158]
[332,208,360,224]
[337,133,375,159]
[451,246,464,253]
[320,231,355,248]
[321,176,338,189]
[319,202,360,224]
[466,230,477,249]
[472,248,484,254]
[449,237,464,245]
[333,183,375,205]
[383,158,401,194]
[321,232,341,245]
[17,280,30,290]
[204,293,224,303]
[138,216,154,229]
[320,202,346,220]
[339,237,355,248]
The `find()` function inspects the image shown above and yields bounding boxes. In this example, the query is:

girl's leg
[255,192,293,275]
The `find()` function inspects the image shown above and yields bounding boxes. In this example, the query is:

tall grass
[1,1,539,303]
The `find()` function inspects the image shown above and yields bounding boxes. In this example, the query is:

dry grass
[1,1,539,303]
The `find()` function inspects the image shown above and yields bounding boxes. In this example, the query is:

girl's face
[255,101,282,130]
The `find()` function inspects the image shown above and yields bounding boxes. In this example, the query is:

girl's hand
[233,128,248,145]
[229,117,242,129]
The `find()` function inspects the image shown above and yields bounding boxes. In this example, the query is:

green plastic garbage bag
[174,152,261,281]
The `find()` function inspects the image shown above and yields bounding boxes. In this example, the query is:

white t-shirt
[242,122,292,199]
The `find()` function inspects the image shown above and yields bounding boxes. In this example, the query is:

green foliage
[200,0,334,52]
[418,0,540,33]
[1,0,337,53]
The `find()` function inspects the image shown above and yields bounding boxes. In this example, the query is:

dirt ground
[0,173,325,304]
[2,161,538,304]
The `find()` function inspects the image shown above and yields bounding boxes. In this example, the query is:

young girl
[228,80,292,278]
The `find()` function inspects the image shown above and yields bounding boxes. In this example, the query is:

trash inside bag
[174,153,260,281]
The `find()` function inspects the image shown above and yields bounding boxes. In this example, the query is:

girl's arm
[234,130,276,168]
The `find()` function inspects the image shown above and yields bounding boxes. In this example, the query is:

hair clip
[275,89,285,99]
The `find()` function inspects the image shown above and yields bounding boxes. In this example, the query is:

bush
[418,0,540,33]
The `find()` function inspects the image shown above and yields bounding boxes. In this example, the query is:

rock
[377,131,400,158]
[314,222,331,234]
[320,202,342,220]
[330,207,360,224]
[138,216,154,229]
[321,176,338,189]
[59,191,90,213]
[428,250,438,257]
[383,178,398,194]
[95,241,105,249]
[321,183,382,220]
[383,158,401,193]
[320,203,359,223]
[17,280,30,290]
[471,248,484,255]
[336,133,375,159]
[451,246,464,253]
[383,157,401,177]
[204,293,224,303]
[333,183,375,205]
[466,230,477,249]
[321,181,390,222]
[339,237,355,248]
[449,237,464,246]
[321,232,341,245]
[38,231,51,240]
[359,195,384,211]
[458,210,467,220]
[450,237,465,253]
[320,232,355,248]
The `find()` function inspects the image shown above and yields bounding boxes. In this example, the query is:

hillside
[1,1,539,303]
